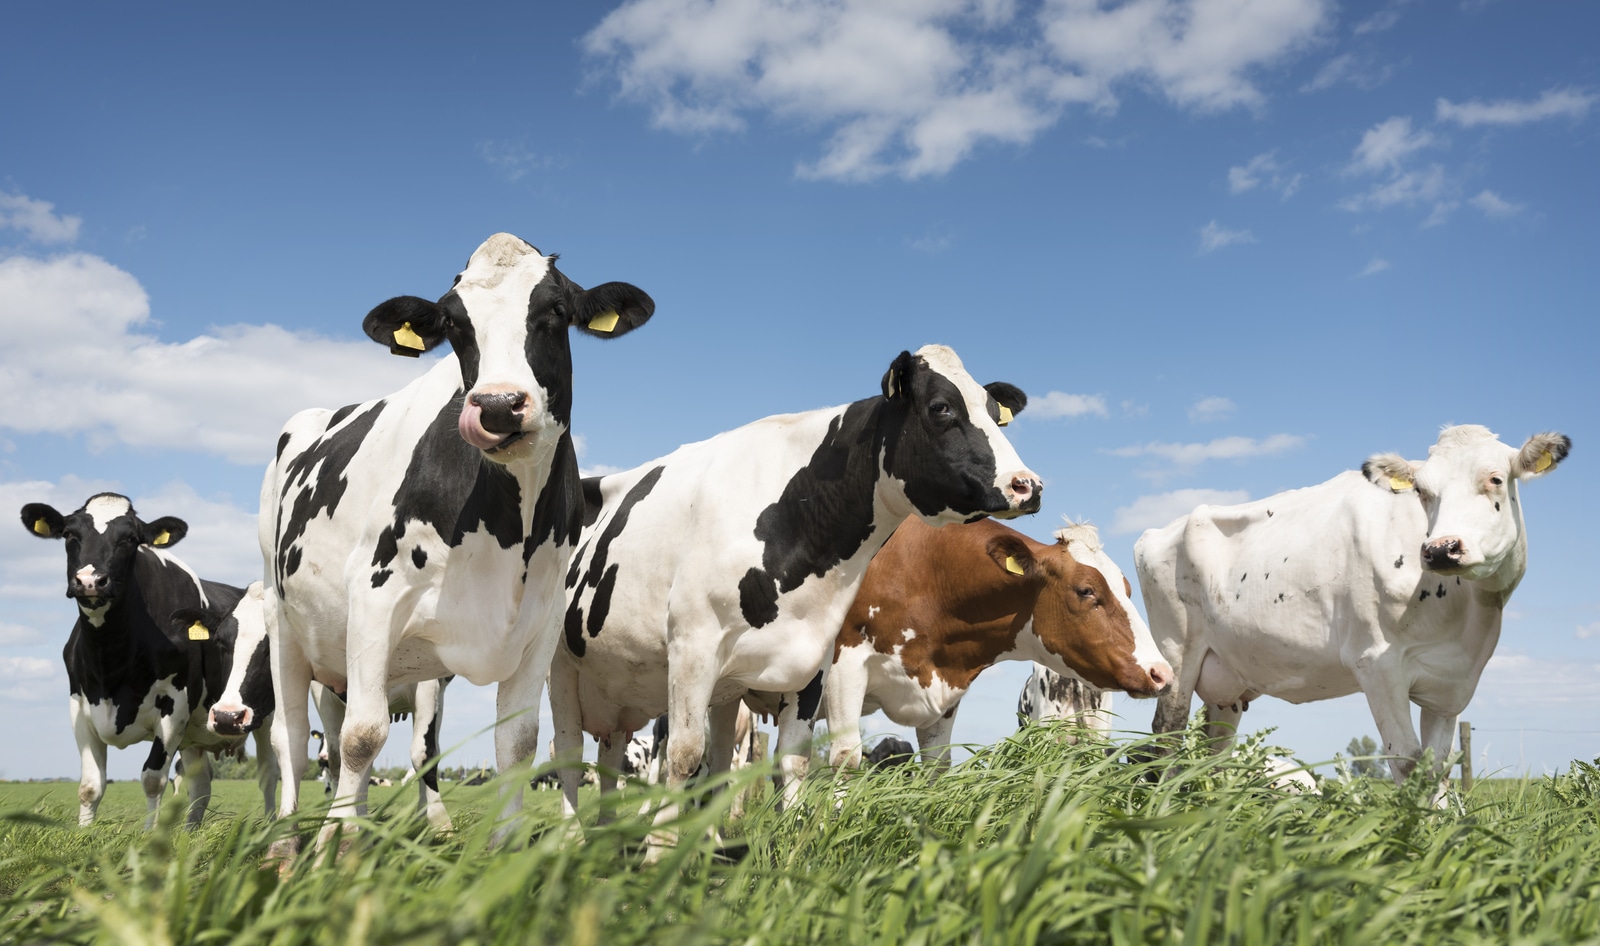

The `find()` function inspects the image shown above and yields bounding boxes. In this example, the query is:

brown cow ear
[985,536,1035,578]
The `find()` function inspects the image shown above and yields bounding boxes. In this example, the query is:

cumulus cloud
[1357,258,1391,277]
[1227,151,1303,198]
[1030,391,1110,420]
[583,0,1331,181]
[1111,487,1250,534]
[0,191,81,244]
[1106,433,1306,466]
[1188,396,1235,422]
[1338,117,1456,221]
[1198,220,1255,254]
[1469,189,1525,218]
[1347,116,1436,175]
[1436,87,1597,128]
[0,253,429,465]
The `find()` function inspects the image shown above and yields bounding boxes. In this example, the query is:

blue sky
[2,0,1596,781]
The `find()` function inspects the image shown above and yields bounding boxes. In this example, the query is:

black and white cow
[1015,664,1114,742]
[552,344,1040,843]
[259,233,652,843]
[19,493,277,826]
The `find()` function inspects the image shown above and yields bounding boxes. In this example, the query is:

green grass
[3,729,1598,945]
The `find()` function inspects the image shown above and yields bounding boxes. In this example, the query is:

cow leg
[178,745,213,828]
[823,648,869,770]
[252,724,279,819]
[139,736,173,828]
[488,650,549,848]
[1202,702,1244,753]
[312,682,346,799]
[916,711,957,775]
[1418,708,1459,807]
[594,734,627,826]
[645,659,717,860]
[69,700,108,826]
[410,678,453,831]
[330,667,391,828]
[1354,666,1424,786]
[267,603,312,821]
[548,653,586,824]
[772,668,828,811]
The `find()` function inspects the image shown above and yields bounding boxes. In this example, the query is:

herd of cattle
[19,233,1570,845]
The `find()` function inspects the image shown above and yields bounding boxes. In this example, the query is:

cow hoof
[265,836,303,874]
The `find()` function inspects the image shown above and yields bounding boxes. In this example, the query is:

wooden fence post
[1459,720,1474,793]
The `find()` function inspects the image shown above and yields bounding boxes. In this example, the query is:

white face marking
[913,344,1034,502]
[1060,524,1169,676]
[453,234,555,424]
[84,495,132,533]
[78,600,111,627]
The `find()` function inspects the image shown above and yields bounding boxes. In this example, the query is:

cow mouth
[485,430,528,454]
[458,400,528,453]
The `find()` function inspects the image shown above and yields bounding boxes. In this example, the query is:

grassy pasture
[3,727,1599,945]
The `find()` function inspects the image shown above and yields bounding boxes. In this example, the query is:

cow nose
[469,391,529,434]
[1008,474,1042,509]
[210,707,250,736]
[1147,662,1173,692]
[71,570,109,595]
[1422,537,1464,569]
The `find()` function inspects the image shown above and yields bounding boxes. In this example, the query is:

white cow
[1016,664,1114,742]
[1136,425,1569,799]
[260,233,653,846]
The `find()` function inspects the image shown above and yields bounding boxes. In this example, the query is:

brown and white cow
[821,517,1172,770]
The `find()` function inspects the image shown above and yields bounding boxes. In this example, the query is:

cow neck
[915,580,1036,692]
[738,397,906,629]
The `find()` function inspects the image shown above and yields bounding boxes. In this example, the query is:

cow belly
[862,654,967,729]
[725,622,837,693]
[1196,641,1361,706]
[79,680,185,748]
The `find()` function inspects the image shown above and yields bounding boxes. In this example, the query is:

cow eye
[929,401,952,419]
[1076,586,1095,599]
[1489,476,1503,487]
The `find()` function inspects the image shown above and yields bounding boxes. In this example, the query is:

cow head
[1363,425,1570,581]
[991,522,1171,696]
[20,493,187,621]
[362,233,654,464]
[879,345,1041,522]
[178,586,275,737]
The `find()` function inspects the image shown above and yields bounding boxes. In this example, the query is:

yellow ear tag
[1534,452,1553,474]
[587,311,620,333]
[1389,476,1413,492]
[997,405,1013,427]
[393,322,426,351]
[152,530,170,546]
[32,518,50,536]
[187,621,210,641]
[1004,555,1025,576]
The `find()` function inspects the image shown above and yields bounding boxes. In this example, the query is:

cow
[822,518,1171,772]
[19,493,277,827]
[552,343,1041,848]
[1016,664,1114,741]
[612,704,764,816]
[1136,425,1570,802]
[258,232,654,846]
[205,603,453,825]
[865,736,915,769]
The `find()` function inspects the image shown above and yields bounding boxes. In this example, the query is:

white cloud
[1471,654,1600,710]
[0,656,61,703]
[1300,51,1393,93]
[0,623,42,645]
[1227,151,1303,198]
[1198,220,1256,254]
[1107,433,1306,466]
[908,229,956,254]
[584,0,1331,181]
[1352,0,1416,35]
[0,253,428,465]
[1347,116,1437,175]
[477,141,561,181]
[1357,258,1390,277]
[1030,391,1109,420]
[1577,622,1600,640]
[1436,87,1597,128]
[1469,189,1525,218]
[0,191,81,244]
[1188,396,1235,422]
[1111,487,1250,534]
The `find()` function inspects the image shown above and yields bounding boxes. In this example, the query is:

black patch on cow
[1420,589,1431,600]
[421,715,441,793]
[1437,583,1446,598]
[580,476,605,528]
[276,400,387,582]
[564,466,665,656]
[1240,574,1247,582]
[1494,502,1500,512]
[411,547,427,569]
[143,736,167,773]
[372,570,392,588]
[524,432,584,559]
[795,670,825,722]
[1394,555,1404,568]
[330,402,359,427]
[738,402,883,628]
[154,693,175,716]
[275,432,291,460]
[372,394,523,573]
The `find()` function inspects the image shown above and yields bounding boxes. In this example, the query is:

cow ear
[984,382,1027,426]
[1512,432,1570,480]
[1362,453,1422,493]
[572,282,654,338]
[169,606,216,642]
[985,535,1036,579]
[363,296,450,358]
[20,503,65,539]
[142,516,188,548]
[881,351,916,401]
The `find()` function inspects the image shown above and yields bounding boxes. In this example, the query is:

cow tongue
[458,401,509,450]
